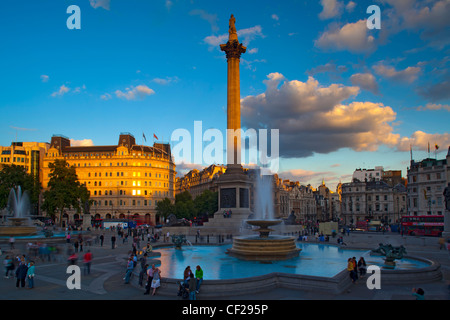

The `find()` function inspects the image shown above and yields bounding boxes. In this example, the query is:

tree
[0,164,41,214]
[194,190,218,218]
[174,191,195,220]
[155,198,175,223]
[41,159,89,226]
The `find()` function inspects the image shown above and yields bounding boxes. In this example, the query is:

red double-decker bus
[400,215,444,237]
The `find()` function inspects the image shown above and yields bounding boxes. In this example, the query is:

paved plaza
[1,230,449,301]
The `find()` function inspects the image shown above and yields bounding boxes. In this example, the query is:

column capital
[220,40,246,61]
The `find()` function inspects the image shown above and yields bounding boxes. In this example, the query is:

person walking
[195,265,203,294]
[100,234,104,247]
[15,262,28,288]
[83,250,93,275]
[111,235,116,249]
[26,261,35,289]
[138,254,148,287]
[3,255,14,279]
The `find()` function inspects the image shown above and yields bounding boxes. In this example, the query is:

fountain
[0,186,37,237]
[226,172,301,261]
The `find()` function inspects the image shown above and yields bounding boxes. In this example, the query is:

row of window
[85,181,169,188]
[91,190,169,197]
[0,157,26,163]
[92,198,159,207]
[409,172,443,182]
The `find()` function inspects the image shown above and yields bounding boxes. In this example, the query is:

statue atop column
[229,14,237,35]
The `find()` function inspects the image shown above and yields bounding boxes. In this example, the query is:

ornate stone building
[407,151,449,216]
[175,165,226,199]
[42,133,176,226]
[341,180,407,226]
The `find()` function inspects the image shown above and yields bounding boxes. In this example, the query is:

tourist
[27,261,35,289]
[347,258,356,283]
[9,237,15,250]
[100,233,104,247]
[412,287,425,300]
[111,235,116,249]
[151,266,161,295]
[15,261,28,288]
[83,250,92,275]
[352,257,358,280]
[3,255,14,279]
[188,271,197,300]
[124,257,134,284]
[357,257,367,277]
[183,266,191,285]
[195,265,203,294]
[144,264,156,295]
[68,252,78,265]
[439,237,445,250]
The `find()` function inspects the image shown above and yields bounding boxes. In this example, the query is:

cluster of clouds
[315,0,450,53]
[241,72,450,159]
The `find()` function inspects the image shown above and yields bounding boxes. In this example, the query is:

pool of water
[155,243,430,280]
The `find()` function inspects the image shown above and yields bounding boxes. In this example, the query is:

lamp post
[127,210,131,235]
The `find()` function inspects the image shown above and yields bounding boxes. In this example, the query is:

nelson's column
[214,15,253,226]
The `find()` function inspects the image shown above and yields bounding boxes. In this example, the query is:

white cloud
[51,85,70,97]
[40,75,49,83]
[89,0,110,10]
[373,64,421,83]
[204,25,264,49]
[350,73,379,94]
[379,0,450,47]
[395,131,450,152]
[115,85,155,101]
[315,20,376,53]
[189,9,219,32]
[319,0,344,20]
[346,1,357,12]
[152,76,180,85]
[240,73,405,158]
[271,14,279,21]
[100,93,112,100]
[70,139,94,147]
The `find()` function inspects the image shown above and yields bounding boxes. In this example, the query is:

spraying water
[253,171,275,220]
[7,186,31,221]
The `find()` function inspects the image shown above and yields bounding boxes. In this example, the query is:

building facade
[407,152,449,216]
[0,141,50,184]
[341,180,407,227]
[42,133,176,226]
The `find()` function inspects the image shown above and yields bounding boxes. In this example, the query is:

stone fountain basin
[246,219,283,228]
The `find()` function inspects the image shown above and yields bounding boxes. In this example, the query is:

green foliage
[194,190,218,217]
[155,197,175,220]
[41,159,90,225]
[0,164,42,213]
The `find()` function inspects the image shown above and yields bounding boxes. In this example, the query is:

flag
[153,134,158,140]
[143,133,146,142]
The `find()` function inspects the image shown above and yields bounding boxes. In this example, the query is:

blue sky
[0,0,449,190]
